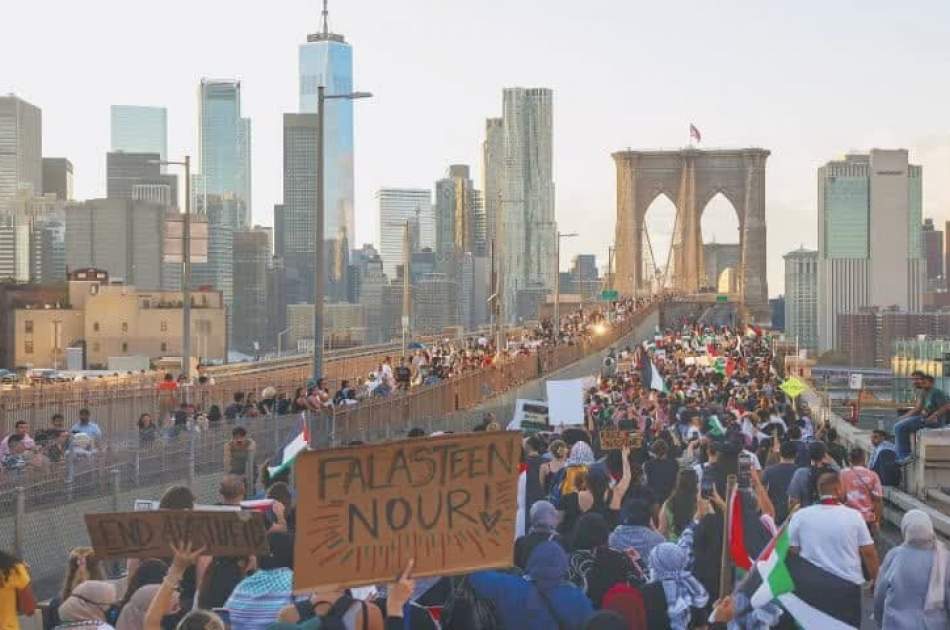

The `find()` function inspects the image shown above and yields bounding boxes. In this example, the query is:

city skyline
[5,1,950,295]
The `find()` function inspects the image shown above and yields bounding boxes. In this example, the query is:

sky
[5,0,950,296]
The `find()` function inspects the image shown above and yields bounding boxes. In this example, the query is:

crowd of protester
[0,297,652,485]
[7,309,950,628]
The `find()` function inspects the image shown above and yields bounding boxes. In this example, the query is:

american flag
[689,123,702,143]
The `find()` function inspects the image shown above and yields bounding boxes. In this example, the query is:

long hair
[61,546,104,602]
[667,468,699,534]
[117,558,167,610]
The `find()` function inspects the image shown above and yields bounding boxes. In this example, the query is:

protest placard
[599,430,644,450]
[293,431,522,591]
[507,398,548,431]
[546,379,585,426]
[84,510,268,558]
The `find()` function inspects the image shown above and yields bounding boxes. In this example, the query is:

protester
[894,371,950,463]
[137,413,158,449]
[610,498,665,563]
[70,409,103,444]
[644,438,678,506]
[144,542,225,630]
[646,542,709,630]
[223,427,256,478]
[111,558,167,624]
[840,446,884,536]
[56,580,117,629]
[470,540,594,629]
[762,439,799,525]
[0,549,36,630]
[224,532,294,628]
[0,420,34,457]
[788,471,879,588]
[787,441,837,510]
[873,509,950,629]
[657,468,698,542]
[523,435,547,522]
[514,500,564,569]
[540,439,569,493]
[46,547,106,630]
[567,512,643,606]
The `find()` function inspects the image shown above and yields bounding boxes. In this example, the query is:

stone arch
[613,148,770,322]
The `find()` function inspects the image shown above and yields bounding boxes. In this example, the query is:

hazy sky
[6,0,950,296]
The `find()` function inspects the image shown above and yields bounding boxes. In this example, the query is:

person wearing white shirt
[788,470,879,586]
[0,420,34,457]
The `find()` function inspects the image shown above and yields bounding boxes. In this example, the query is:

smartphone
[738,453,753,490]
[701,474,715,499]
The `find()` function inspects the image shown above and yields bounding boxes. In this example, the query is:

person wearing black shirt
[644,439,678,505]
[762,440,799,525]
[395,357,412,392]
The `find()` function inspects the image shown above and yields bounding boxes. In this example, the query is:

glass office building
[110,105,167,163]
[299,13,355,243]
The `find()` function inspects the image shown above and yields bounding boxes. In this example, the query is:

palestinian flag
[728,488,773,571]
[640,357,667,393]
[267,421,311,477]
[707,415,727,437]
[737,526,861,629]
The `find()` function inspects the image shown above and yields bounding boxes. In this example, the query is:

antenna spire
[321,0,329,35]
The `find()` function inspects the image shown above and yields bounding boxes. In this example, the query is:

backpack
[872,448,902,487]
[547,464,588,508]
[299,590,369,630]
[441,575,501,630]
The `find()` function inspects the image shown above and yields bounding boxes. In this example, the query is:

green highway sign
[716,295,729,303]
[601,290,619,301]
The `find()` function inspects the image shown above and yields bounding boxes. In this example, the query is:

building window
[24,320,33,334]
[121,342,128,352]
[93,322,100,332]
[160,320,168,332]
[121,322,128,333]
[24,341,33,354]
[161,342,167,352]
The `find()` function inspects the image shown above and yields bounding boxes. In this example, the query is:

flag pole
[719,474,737,597]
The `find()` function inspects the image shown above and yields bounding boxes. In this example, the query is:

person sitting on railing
[0,420,34,457]
[70,408,102,447]
[894,371,950,464]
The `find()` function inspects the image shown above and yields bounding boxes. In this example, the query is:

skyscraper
[817,150,924,351]
[232,227,272,353]
[482,118,504,251]
[0,95,42,201]
[495,88,556,322]
[106,152,177,204]
[198,79,251,227]
[376,188,432,279]
[299,0,355,242]
[435,165,485,261]
[42,158,72,201]
[196,79,251,307]
[110,105,168,163]
[278,113,319,304]
[784,247,818,350]
[922,218,943,287]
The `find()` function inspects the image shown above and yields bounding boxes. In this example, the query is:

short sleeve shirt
[0,563,30,630]
[921,387,949,420]
[839,466,883,522]
[789,504,873,584]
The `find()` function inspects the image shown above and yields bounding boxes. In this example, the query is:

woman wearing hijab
[225,532,294,629]
[874,509,950,629]
[56,580,118,629]
[514,500,566,569]
[470,540,593,629]
[643,543,708,630]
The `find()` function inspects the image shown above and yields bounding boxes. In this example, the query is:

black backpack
[297,590,369,630]
[441,576,501,630]
[806,464,838,505]
[872,449,902,487]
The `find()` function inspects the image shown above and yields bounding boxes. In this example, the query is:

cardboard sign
[293,431,522,591]
[599,430,644,450]
[546,379,585,426]
[85,510,268,558]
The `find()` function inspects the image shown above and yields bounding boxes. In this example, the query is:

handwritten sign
[599,430,644,451]
[84,510,268,558]
[294,431,522,591]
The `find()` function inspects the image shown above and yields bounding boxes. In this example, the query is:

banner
[546,379,585,426]
[84,510,268,558]
[293,431,523,591]
[599,430,643,451]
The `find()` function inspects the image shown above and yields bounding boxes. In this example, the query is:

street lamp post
[554,231,578,345]
[276,327,291,357]
[313,86,372,382]
[153,156,193,379]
